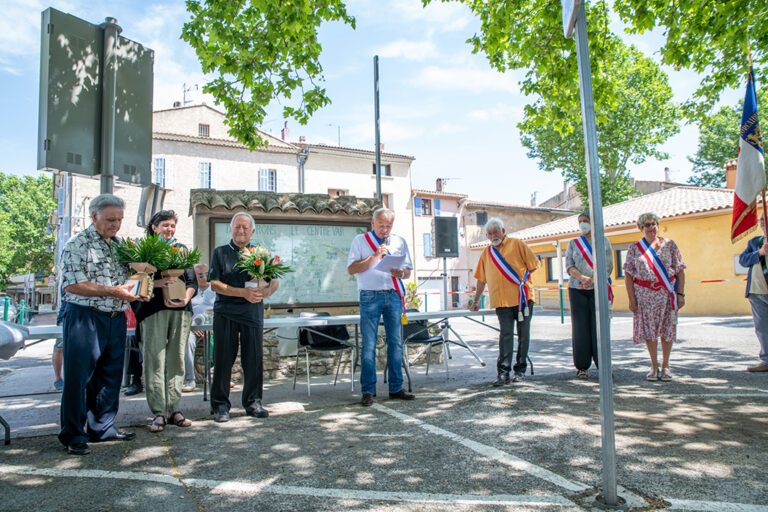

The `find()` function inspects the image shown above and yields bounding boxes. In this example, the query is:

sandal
[168,411,192,428]
[577,370,588,380]
[646,368,659,381]
[149,415,166,433]
[660,368,673,381]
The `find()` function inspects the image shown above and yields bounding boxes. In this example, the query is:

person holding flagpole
[565,211,613,380]
[348,207,414,407]
[624,213,686,381]
[470,218,540,386]
[733,64,766,372]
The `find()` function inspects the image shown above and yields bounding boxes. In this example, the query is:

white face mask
[579,222,591,235]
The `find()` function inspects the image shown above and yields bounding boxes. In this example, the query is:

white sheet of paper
[374,254,406,273]
[125,279,140,296]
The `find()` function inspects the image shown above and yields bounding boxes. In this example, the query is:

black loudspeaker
[433,216,459,258]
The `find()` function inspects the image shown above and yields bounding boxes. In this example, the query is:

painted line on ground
[0,465,578,508]
[371,402,590,494]
[667,499,768,512]
[517,388,768,399]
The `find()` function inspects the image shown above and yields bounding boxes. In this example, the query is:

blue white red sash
[636,238,678,311]
[363,232,407,318]
[573,235,614,304]
[489,245,530,320]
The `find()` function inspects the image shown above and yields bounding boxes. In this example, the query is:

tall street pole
[99,17,121,195]
[373,55,382,201]
[570,1,625,508]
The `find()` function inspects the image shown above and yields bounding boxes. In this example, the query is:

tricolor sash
[573,235,614,304]
[364,232,407,322]
[636,238,678,312]
[489,245,530,320]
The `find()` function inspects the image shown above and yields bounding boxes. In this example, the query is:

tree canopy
[520,40,679,206]
[182,0,355,150]
[0,174,56,290]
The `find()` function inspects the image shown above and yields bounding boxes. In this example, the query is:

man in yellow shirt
[470,218,540,385]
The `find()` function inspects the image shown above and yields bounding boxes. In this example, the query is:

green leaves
[181,0,355,150]
[115,234,171,269]
[0,174,56,290]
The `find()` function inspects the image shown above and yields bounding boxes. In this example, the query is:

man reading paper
[348,208,414,406]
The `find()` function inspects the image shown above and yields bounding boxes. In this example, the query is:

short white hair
[484,217,504,232]
[230,212,256,232]
[193,263,208,271]
[89,194,125,216]
[373,207,395,221]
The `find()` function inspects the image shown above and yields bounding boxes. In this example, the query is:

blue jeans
[359,290,404,395]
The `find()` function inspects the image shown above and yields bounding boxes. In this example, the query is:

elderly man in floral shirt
[58,194,143,455]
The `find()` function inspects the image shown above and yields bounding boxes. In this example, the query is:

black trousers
[211,315,263,414]
[496,301,534,374]
[569,287,599,371]
[58,303,126,446]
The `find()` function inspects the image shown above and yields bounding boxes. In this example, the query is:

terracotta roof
[465,199,576,215]
[471,186,734,247]
[296,143,415,161]
[412,189,468,199]
[189,190,381,216]
[153,132,298,153]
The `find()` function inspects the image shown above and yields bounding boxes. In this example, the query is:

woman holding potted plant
[134,210,199,433]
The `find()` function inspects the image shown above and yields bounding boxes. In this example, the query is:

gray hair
[373,207,395,221]
[484,217,505,232]
[636,212,660,230]
[193,263,208,271]
[89,194,125,216]
[230,212,256,232]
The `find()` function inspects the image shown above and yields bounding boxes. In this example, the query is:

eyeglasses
[197,273,209,279]
[642,222,658,228]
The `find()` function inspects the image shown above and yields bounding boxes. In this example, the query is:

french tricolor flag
[731,68,765,243]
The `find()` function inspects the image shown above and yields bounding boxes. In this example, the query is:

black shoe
[388,389,415,400]
[512,372,525,382]
[213,410,230,423]
[67,442,90,455]
[91,431,136,443]
[492,373,510,387]
[246,400,269,419]
[361,393,374,406]
[123,382,143,396]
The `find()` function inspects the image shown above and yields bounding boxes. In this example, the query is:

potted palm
[115,235,170,299]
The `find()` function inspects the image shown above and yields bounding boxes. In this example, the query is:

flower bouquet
[115,235,170,299]
[234,245,293,289]
[156,245,201,302]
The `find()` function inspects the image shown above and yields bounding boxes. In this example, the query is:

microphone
[383,237,390,246]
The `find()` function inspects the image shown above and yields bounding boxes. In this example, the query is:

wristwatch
[676,292,685,297]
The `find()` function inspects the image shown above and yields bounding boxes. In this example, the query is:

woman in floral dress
[624,213,686,381]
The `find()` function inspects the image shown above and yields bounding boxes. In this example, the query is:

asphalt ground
[1,311,767,511]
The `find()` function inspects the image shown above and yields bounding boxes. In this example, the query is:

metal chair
[293,312,355,396]
[402,309,447,380]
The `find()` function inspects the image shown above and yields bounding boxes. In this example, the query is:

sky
[0,0,745,206]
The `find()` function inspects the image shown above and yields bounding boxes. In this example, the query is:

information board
[213,221,368,305]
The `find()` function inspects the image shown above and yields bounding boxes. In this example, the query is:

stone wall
[193,324,443,384]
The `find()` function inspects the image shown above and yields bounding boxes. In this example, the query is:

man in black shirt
[208,212,279,422]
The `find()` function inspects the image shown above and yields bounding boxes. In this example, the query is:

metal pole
[373,55,382,200]
[19,300,25,326]
[3,296,8,321]
[442,258,448,311]
[99,17,122,195]
[573,4,623,509]
[556,241,565,324]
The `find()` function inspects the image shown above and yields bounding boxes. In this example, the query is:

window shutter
[164,159,174,190]
[414,197,422,216]
[423,233,432,257]
[435,199,441,216]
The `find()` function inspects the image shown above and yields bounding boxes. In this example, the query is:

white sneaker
[182,380,196,392]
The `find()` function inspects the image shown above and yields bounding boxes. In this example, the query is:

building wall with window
[410,189,469,309]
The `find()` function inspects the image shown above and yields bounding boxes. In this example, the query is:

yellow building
[470,186,752,315]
